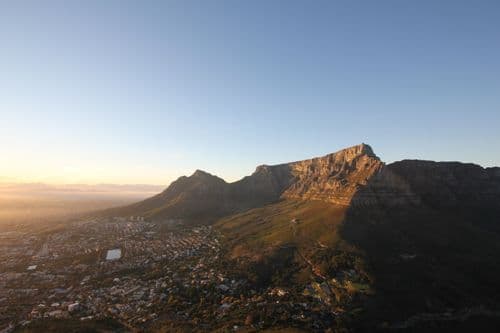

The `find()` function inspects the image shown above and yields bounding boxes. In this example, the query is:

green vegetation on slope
[217,200,346,257]
[216,200,372,303]
[216,198,500,331]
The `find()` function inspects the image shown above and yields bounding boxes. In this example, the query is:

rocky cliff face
[241,143,418,207]
[279,143,381,205]
[279,143,419,206]
[109,144,499,222]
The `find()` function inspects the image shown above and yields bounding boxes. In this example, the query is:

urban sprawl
[1,217,369,332]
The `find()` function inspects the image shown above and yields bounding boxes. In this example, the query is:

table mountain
[108,143,500,223]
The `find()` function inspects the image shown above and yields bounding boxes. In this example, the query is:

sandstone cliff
[279,143,419,206]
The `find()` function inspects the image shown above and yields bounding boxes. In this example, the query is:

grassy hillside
[217,200,347,260]
[216,199,500,331]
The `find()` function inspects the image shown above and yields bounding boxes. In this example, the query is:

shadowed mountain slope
[106,165,291,223]
[388,160,500,207]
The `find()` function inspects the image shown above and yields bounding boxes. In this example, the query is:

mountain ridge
[106,144,378,221]
[107,143,500,223]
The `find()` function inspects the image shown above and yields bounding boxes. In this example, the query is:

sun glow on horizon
[0,154,179,186]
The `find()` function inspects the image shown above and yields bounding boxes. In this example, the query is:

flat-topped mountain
[109,143,500,223]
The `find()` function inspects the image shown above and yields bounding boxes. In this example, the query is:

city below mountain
[3,144,500,332]
[101,143,500,331]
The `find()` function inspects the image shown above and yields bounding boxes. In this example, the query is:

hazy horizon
[1,142,500,186]
[0,181,163,228]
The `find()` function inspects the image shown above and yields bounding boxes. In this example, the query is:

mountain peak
[333,143,377,160]
[356,143,375,155]
[191,169,214,178]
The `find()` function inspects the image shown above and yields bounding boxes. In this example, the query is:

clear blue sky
[1,1,499,184]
